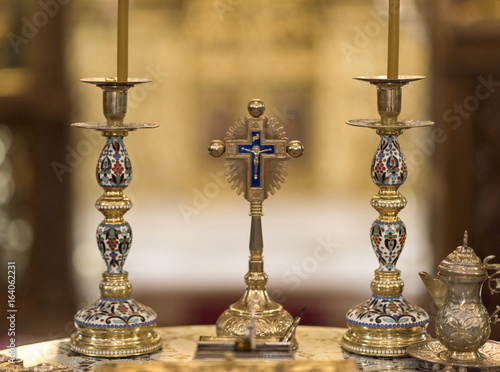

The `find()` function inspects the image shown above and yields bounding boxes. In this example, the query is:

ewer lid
[439,231,488,278]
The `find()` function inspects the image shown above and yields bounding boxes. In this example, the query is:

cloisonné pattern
[370,220,406,272]
[96,136,132,188]
[371,134,407,187]
[74,297,157,329]
[96,223,132,274]
[346,295,429,328]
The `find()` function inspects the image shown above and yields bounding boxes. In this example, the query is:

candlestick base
[69,272,161,357]
[216,287,296,349]
[342,270,429,356]
[341,294,429,357]
[70,322,161,358]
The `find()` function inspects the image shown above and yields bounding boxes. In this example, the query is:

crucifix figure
[208,99,304,343]
[239,133,274,183]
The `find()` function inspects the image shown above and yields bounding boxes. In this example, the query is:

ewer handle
[484,255,500,324]
[484,255,500,295]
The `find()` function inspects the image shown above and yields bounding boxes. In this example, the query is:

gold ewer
[208,99,304,345]
[407,232,500,368]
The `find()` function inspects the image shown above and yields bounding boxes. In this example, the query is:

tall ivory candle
[387,0,400,79]
[117,0,129,82]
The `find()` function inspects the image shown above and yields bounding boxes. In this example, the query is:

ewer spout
[419,272,447,308]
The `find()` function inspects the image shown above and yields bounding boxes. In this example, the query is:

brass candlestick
[69,78,161,357]
[340,77,433,356]
[208,99,304,344]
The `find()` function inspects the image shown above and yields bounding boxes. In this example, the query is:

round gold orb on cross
[208,140,226,157]
[286,140,304,158]
[247,99,265,118]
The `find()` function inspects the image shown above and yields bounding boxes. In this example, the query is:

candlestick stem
[387,0,400,79]
[117,0,129,82]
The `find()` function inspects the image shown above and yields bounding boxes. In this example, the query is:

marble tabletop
[0,325,445,371]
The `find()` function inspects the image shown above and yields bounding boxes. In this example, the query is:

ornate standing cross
[210,99,302,203]
[208,99,304,342]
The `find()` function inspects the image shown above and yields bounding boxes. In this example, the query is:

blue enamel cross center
[238,131,274,188]
[224,128,287,194]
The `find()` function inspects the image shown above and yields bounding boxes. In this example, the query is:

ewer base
[407,339,500,368]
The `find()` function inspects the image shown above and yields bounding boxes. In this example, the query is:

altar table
[1,325,444,371]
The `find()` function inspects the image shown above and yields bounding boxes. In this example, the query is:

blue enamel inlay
[238,131,274,188]
[345,316,428,328]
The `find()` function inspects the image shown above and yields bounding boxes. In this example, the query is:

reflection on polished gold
[0,354,72,371]
[208,99,303,344]
[0,354,22,367]
[71,320,161,358]
[343,322,429,355]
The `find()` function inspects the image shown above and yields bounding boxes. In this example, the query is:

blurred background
[1,0,499,346]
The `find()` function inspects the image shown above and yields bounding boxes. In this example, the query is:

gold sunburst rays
[224,116,289,201]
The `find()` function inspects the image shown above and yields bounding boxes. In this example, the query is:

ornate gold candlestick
[69,1,161,357]
[69,79,161,357]
[208,99,304,344]
[340,77,433,357]
[340,0,433,357]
